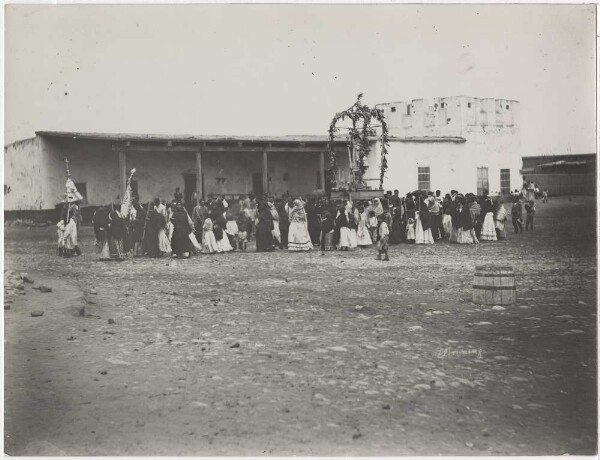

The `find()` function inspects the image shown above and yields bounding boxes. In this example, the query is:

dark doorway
[183,173,196,213]
[252,173,263,198]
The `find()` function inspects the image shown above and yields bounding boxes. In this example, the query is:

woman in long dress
[449,198,461,243]
[457,198,479,244]
[348,202,358,248]
[215,223,234,252]
[415,197,435,244]
[336,204,352,250]
[356,205,373,247]
[442,194,453,239]
[170,203,193,258]
[256,202,274,252]
[287,199,313,251]
[480,196,498,241]
[145,203,164,258]
[389,207,403,244]
[93,205,111,260]
[202,218,219,254]
[494,202,507,240]
[268,202,281,246]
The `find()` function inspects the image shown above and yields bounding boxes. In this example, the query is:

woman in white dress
[202,218,219,254]
[356,205,373,247]
[287,199,313,251]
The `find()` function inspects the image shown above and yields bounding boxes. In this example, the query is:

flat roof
[35,131,342,144]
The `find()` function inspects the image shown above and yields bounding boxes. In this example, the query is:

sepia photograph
[3,3,597,456]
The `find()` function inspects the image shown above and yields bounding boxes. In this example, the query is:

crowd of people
[55,184,539,261]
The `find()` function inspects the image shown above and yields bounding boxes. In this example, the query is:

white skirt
[406,223,415,241]
[158,228,172,253]
[217,235,233,252]
[356,226,373,246]
[457,228,476,244]
[272,225,281,243]
[480,212,498,241]
[288,221,312,251]
[338,227,352,248]
[202,230,219,253]
[442,215,453,237]
[348,229,358,248]
[415,217,434,244]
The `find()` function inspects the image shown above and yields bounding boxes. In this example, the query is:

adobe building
[4,132,350,220]
[356,96,523,196]
[4,95,525,221]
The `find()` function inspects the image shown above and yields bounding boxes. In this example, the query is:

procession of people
[55,162,540,261]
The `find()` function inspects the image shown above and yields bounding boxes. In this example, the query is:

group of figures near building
[55,183,539,262]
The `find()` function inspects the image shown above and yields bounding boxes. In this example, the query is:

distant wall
[523,173,596,196]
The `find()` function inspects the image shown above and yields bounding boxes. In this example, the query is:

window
[391,106,396,113]
[476,167,489,196]
[406,105,411,116]
[417,166,430,191]
[74,182,88,204]
[468,102,472,108]
[316,170,322,189]
[506,104,510,110]
[441,102,446,108]
[500,169,511,196]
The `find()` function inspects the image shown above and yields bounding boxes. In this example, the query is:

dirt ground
[3,196,597,456]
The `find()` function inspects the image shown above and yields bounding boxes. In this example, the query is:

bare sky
[4,4,596,155]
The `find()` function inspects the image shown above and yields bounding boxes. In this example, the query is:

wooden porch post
[320,151,326,190]
[118,149,127,200]
[262,151,268,195]
[195,150,203,204]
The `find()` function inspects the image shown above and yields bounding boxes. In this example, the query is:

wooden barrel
[472,265,516,305]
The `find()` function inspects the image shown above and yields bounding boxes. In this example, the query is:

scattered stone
[230,342,240,348]
[512,404,523,410]
[407,326,423,332]
[99,370,108,375]
[568,329,585,334]
[108,318,115,324]
[38,285,52,293]
[494,356,510,361]
[354,305,364,311]
[4,304,10,310]
[89,289,98,295]
[414,383,431,391]
[434,380,447,389]
[382,404,391,410]
[465,442,474,448]
[30,311,44,317]
[20,273,34,283]
[491,305,506,311]
[473,321,492,326]
[329,346,348,352]
[66,336,76,341]
[16,284,25,291]
[352,433,362,440]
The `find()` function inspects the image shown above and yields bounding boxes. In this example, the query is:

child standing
[525,200,536,231]
[367,210,378,242]
[376,215,390,261]
[511,196,524,234]
[236,213,251,251]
